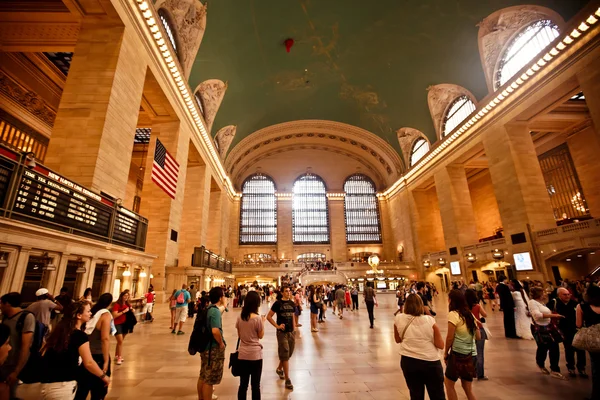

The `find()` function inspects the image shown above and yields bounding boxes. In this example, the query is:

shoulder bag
[572,304,600,352]
[229,337,242,377]
[447,324,476,379]
[526,300,563,345]
[400,316,415,341]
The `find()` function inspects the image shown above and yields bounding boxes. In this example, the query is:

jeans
[351,295,359,310]
[75,354,111,400]
[400,356,445,400]
[238,359,263,400]
[532,326,560,372]
[41,381,77,400]
[562,332,586,371]
[365,300,375,327]
[475,327,487,378]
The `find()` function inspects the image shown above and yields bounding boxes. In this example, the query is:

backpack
[15,311,47,383]
[188,305,217,362]
[176,291,186,305]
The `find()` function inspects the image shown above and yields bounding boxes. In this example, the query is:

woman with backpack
[40,301,110,399]
[236,291,264,400]
[111,291,131,365]
[168,289,177,330]
[76,293,113,400]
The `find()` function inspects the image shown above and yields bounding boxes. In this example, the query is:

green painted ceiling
[189,0,589,155]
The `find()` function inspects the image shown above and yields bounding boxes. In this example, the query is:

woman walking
[486,283,497,311]
[111,291,131,365]
[168,289,177,330]
[76,293,113,400]
[512,280,533,340]
[309,286,320,332]
[40,301,110,399]
[236,291,264,400]
[444,289,480,400]
[466,289,488,380]
[576,284,600,400]
[394,294,445,400]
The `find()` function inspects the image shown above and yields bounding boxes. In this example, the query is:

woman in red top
[111,291,130,365]
[345,288,351,310]
[466,289,488,380]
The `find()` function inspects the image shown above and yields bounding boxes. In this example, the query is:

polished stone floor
[103,294,593,400]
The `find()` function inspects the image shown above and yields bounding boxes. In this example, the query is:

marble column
[577,61,600,135]
[567,125,600,217]
[328,198,347,262]
[179,164,211,266]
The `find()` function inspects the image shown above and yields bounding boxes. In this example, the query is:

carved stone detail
[396,127,429,166]
[155,0,207,79]
[477,6,564,92]
[427,84,477,140]
[195,79,227,133]
[0,69,56,126]
[215,125,236,160]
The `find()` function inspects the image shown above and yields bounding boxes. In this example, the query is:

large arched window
[410,138,430,167]
[344,174,381,243]
[239,174,277,244]
[496,20,559,89]
[194,93,205,117]
[442,96,476,137]
[158,9,178,56]
[292,174,329,244]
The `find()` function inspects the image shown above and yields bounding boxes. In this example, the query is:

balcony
[533,218,600,258]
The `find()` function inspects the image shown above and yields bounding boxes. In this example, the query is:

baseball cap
[35,288,49,297]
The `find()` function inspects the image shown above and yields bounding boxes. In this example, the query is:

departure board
[12,169,113,238]
[113,207,147,246]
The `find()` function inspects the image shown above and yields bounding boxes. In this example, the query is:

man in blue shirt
[172,284,191,335]
[198,287,227,400]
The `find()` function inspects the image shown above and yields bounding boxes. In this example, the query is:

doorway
[551,266,562,285]
[21,256,47,304]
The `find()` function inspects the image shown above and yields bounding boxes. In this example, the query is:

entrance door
[471,271,479,282]
[91,264,106,299]
[551,266,562,285]
[62,261,81,297]
[21,256,46,304]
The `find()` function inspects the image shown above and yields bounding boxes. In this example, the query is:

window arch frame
[292,173,330,244]
[157,8,180,58]
[194,92,205,118]
[343,173,382,244]
[495,19,559,90]
[442,95,476,137]
[239,173,277,245]
[410,137,430,167]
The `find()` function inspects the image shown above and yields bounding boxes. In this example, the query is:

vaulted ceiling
[189,0,589,157]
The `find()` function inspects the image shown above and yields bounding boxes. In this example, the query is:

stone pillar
[49,254,71,295]
[277,199,293,262]
[329,198,347,262]
[45,21,146,199]
[205,184,223,254]
[9,248,31,292]
[387,190,416,263]
[139,121,189,299]
[482,123,556,235]
[179,164,211,266]
[568,125,600,217]
[101,261,117,294]
[577,62,600,134]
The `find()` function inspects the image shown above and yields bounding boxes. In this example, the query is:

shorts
[142,303,154,314]
[337,300,345,309]
[310,303,319,314]
[199,347,225,385]
[115,323,127,336]
[276,331,295,361]
[444,352,476,382]
[175,306,188,323]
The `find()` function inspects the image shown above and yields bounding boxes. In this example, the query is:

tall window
[539,144,590,221]
[158,9,178,56]
[194,93,205,117]
[496,20,559,89]
[292,174,329,244]
[344,174,381,243]
[410,138,430,167]
[239,175,277,244]
[443,96,476,137]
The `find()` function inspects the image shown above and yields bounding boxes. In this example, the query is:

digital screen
[450,261,461,275]
[376,282,387,289]
[112,207,146,246]
[513,252,534,271]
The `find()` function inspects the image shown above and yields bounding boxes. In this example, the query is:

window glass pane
[410,138,430,166]
[293,174,329,244]
[344,174,381,243]
[497,20,559,89]
[158,9,178,55]
[443,96,476,136]
[240,175,277,244]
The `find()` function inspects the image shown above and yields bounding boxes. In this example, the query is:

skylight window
[443,96,476,137]
[410,138,430,167]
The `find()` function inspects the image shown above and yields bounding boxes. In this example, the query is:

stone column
[8,248,31,292]
[577,62,600,134]
[205,185,223,254]
[49,254,71,295]
[179,164,211,266]
[277,198,293,262]
[45,21,146,199]
[329,198,347,262]
[567,125,600,217]
[139,121,189,299]
[101,261,117,294]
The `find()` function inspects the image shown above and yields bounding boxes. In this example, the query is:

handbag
[572,324,600,352]
[229,338,242,377]
[526,300,563,345]
[400,317,415,341]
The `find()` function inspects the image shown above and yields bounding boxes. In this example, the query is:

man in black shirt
[267,286,296,391]
[416,282,433,316]
[548,287,587,377]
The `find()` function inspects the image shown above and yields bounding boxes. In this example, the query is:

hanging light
[492,249,504,260]
[150,274,154,279]
[466,253,477,263]
[122,266,132,277]
[140,269,147,278]
[437,258,446,266]
[423,260,431,268]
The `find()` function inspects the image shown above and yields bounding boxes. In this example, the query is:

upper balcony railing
[534,218,600,241]
[193,246,232,273]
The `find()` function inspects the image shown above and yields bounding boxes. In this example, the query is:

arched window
[239,174,277,244]
[158,9,178,56]
[410,138,430,167]
[194,93,205,117]
[496,20,559,89]
[292,174,329,244]
[442,96,476,137]
[344,174,381,243]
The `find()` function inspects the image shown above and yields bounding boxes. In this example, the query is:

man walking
[26,288,62,331]
[363,282,376,329]
[416,282,433,316]
[549,287,587,377]
[267,286,296,390]
[351,286,359,311]
[172,284,191,335]
[335,285,345,319]
[496,276,517,338]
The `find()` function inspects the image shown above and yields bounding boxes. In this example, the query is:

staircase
[299,270,348,285]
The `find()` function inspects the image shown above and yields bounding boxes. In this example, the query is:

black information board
[0,158,14,208]
[12,169,113,239]
[113,208,146,245]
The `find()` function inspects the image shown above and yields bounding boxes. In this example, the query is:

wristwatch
[100,373,107,379]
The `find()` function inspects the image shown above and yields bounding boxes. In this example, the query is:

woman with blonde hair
[394,294,445,400]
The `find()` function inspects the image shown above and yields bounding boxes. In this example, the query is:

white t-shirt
[394,314,440,361]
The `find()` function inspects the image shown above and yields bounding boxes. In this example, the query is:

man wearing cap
[26,288,62,329]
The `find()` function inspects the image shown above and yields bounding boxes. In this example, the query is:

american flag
[151,139,179,199]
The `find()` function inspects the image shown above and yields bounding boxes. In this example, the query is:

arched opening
[410,137,430,167]
[442,95,476,137]
[239,174,277,244]
[343,174,381,243]
[292,173,329,244]
[158,8,179,57]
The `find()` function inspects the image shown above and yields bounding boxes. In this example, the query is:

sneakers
[276,369,285,380]
[339,315,343,320]
[171,330,176,334]
[550,371,567,380]
[115,356,123,365]
[177,331,185,335]
[285,379,294,390]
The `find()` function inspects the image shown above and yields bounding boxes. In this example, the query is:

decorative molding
[0,69,56,127]
[565,118,593,138]
[477,5,565,93]
[215,125,236,159]
[195,79,227,133]
[396,127,429,166]
[155,0,207,79]
[426,84,477,140]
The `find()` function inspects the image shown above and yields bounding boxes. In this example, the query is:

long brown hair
[116,290,130,306]
[44,301,90,353]
[448,290,476,334]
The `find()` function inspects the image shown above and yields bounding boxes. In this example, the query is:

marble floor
[103,295,593,400]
